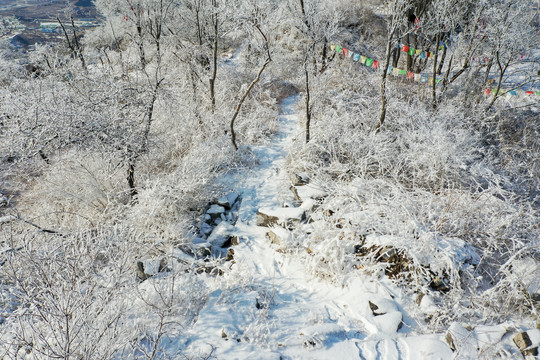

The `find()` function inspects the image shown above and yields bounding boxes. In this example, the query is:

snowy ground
[167,96,466,359]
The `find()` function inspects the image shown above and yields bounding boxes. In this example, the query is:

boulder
[256,207,305,229]
[225,248,235,261]
[295,183,327,202]
[194,243,212,259]
[200,222,213,236]
[514,330,540,357]
[217,193,239,210]
[207,222,235,248]
[207,204,225,222]
[136,258,169,281]
[265,227,291,246]
[372,311,403,333]
[256,211,280,227]
[221,235,240,248]
[368,298,399,316]
[446,323,477,355]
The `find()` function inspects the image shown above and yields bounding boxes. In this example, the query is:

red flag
[402,45,410,53]
[372,61,380,69]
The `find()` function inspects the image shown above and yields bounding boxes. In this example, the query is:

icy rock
[136,261,147,281]
[430,274,450,292]
[295,183,327,201]
[136,258,168,281]
[419,294,438,314]
[207,204,225,222]
[217,193,239,210]
[514,330,540,357]
[192,237,207,245]
[194,243,212,259]
[201,222,213,236]
[265,227,291,246]
[202,214,212,224]
[368,298,399,316]
[291,172,309,186]
[446,323,477,354]
[225,248,234,261]
[207,221,235,248]
[256,211,280,227]
[221,235,239,248]
[372,311,403,334]
[173,247,195,262]
[474,325,507,352]
[290,185,301,202]
[256,207,305,228]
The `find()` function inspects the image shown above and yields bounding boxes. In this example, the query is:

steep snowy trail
[179,96,453,359]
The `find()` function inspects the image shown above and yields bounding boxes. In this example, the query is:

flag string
[330,44,539,97]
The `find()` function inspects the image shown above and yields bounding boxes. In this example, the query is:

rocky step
[256,206,306,228]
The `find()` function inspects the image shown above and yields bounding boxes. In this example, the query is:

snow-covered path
[179,96,454,359]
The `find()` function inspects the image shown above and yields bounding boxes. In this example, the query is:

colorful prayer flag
[408,48,415,56]
[360,56,367,64]
[393,68,401,76]
[353,53,360,62]
[342,48,348,56]
[536,91,540,96]
[372,60,380,69]
[484,89,492,95]
[426,51,430,58]
[366,58,374,67]
[399,69,407,75]
[387,66,393,75]
[526,91,534,95]
[415,49,421,56]
[420,51,426,59]
[414,74,422,82]
[428,77,434,85]
[330,45,336,51]
[421,74,428,83]
[402,45,410,53]
[347,50,353,58]
[406,71,414,80]
[509,90,518,95]
[336,45,342,54]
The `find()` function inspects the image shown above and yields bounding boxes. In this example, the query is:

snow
[295,183,327,201]
[165,96,462,359]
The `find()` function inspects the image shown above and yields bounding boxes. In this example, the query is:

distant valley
[0,0,99,53]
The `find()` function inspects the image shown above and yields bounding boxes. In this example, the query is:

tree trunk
[376,37,393,133]
[391,47,400,68]
[437,44,446,75]
[230,26,271,150]
[431,33,441,109]
[127,160,137,199]
[209,0,218,114]
[406,34,412,71]
[486,51,511,110]
[304,66,311,143]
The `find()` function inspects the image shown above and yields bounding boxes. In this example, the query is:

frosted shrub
[288,59,539,327]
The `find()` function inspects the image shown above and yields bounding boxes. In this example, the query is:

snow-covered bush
[287,50,539,329]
